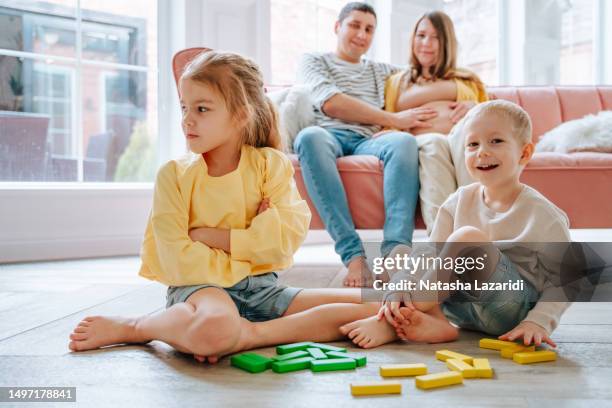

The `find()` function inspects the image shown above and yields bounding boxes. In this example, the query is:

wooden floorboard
[1,255,611,407]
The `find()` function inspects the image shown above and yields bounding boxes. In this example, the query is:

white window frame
[32,63,75,157]
[0,0,181,262]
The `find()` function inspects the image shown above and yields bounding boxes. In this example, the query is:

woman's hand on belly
[449,100,476,123]
[389,106,439,132]
[410,100,455,135]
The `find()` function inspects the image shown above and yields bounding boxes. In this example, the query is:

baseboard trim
[0,235,144,263]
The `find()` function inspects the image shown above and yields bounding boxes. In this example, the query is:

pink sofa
[173,48,612,229]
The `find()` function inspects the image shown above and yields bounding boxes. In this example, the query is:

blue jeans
[294,126,420,265]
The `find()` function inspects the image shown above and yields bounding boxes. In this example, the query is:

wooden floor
[2,237,612,407]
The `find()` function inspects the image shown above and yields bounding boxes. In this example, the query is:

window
[270,0,347,85]
[442,0,499,86]
[560,0,594,84]
[0,0,157,182]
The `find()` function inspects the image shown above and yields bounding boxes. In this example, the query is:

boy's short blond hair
[462,99,533,145]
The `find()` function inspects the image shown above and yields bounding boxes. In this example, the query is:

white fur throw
[536,110,612,153]
[267,85,315,153]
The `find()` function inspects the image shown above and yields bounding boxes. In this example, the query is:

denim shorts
[166,272,302,322]
[441,253,540,336]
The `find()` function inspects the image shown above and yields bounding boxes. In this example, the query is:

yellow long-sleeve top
[384,70,488,113]
[138,145,312,287]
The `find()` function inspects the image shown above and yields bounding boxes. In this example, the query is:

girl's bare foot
[395,306,458,343]
[68,316,147,351]
[339,315,397,349]
[194,354,219,364]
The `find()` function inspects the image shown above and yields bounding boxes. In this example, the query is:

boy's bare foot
[68,316,147,351]
[343,256,372,287]
[339,315,397,349]
[395,306,458,343]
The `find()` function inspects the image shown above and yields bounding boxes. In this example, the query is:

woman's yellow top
[384,70,488,113]
[138,145,311,287]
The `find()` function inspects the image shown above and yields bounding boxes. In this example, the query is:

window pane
[443,0,498,86]
[80,0,156,66]
[0,1,77,57]
[0,0,157,183]
[82,69,157,182]
[0,57,77,182]
[270,0,346,85]
[560,0,594,85]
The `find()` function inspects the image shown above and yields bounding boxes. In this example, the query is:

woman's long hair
[402,11,483,90]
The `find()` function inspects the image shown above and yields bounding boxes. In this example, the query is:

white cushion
[268,85,315,153]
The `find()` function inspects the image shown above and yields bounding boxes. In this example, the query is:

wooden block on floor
[500,344,536,359]
[311,358,356,372]
[306,348,328,359]
[272,350,310,361]
[472,358,494,378]
[479,338,519,350]
[230,353,272,373]
[271,356,314,373]
[276,342,313,355]
[415,371,463,390]
[351,381,402,396]
[380,363,427,377]
[513,350,557,365]
[446,358,478,378]
[435,349,473,364]
[325,351,367,367]
[309,343,347,353]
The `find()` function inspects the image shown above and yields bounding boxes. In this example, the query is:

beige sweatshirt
[428,182,572,333]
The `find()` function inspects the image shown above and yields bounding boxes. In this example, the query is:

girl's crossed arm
[188,199,270,252]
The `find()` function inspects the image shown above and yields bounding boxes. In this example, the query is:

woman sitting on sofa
[384,10,488,232]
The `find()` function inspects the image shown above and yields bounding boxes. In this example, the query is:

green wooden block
[325,350,367,367]
[306,348,328,359]
[310,358,356,372]
[276,342,314,355]
[309,343,347,353]
[271,357,314,373]
[230,353,273,373]
[272,350,310,361]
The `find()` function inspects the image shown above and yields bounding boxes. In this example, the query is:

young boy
[340,99,571,348]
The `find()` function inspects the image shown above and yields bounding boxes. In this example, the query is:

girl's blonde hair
[180,50,281,150]
[402,11,484,92]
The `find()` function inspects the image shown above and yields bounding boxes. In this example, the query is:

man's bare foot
[343,256,372,287]
[395,306,458,343]
[68,316,147,352]
[339,315,398,349]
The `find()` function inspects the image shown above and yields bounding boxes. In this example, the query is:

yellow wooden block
[415,371,463,390]
[435,349,473,364]
[479,338,518,350]
[472,358,494,378]
[445,359,478,378]
[513,350,557,364]
[500,344,536,359]
[350,381,402,396]
[380,363,427,377]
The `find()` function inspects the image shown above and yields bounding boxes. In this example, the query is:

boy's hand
[257,198,270,215]
[376,291,410,327]
[499,320,557,348]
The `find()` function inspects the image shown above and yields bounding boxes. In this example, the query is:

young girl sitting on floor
[68,50,386,361]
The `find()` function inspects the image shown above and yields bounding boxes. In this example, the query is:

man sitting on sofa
[294,1,438,287]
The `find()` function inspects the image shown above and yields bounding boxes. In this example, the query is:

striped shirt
[297,52,402,137]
